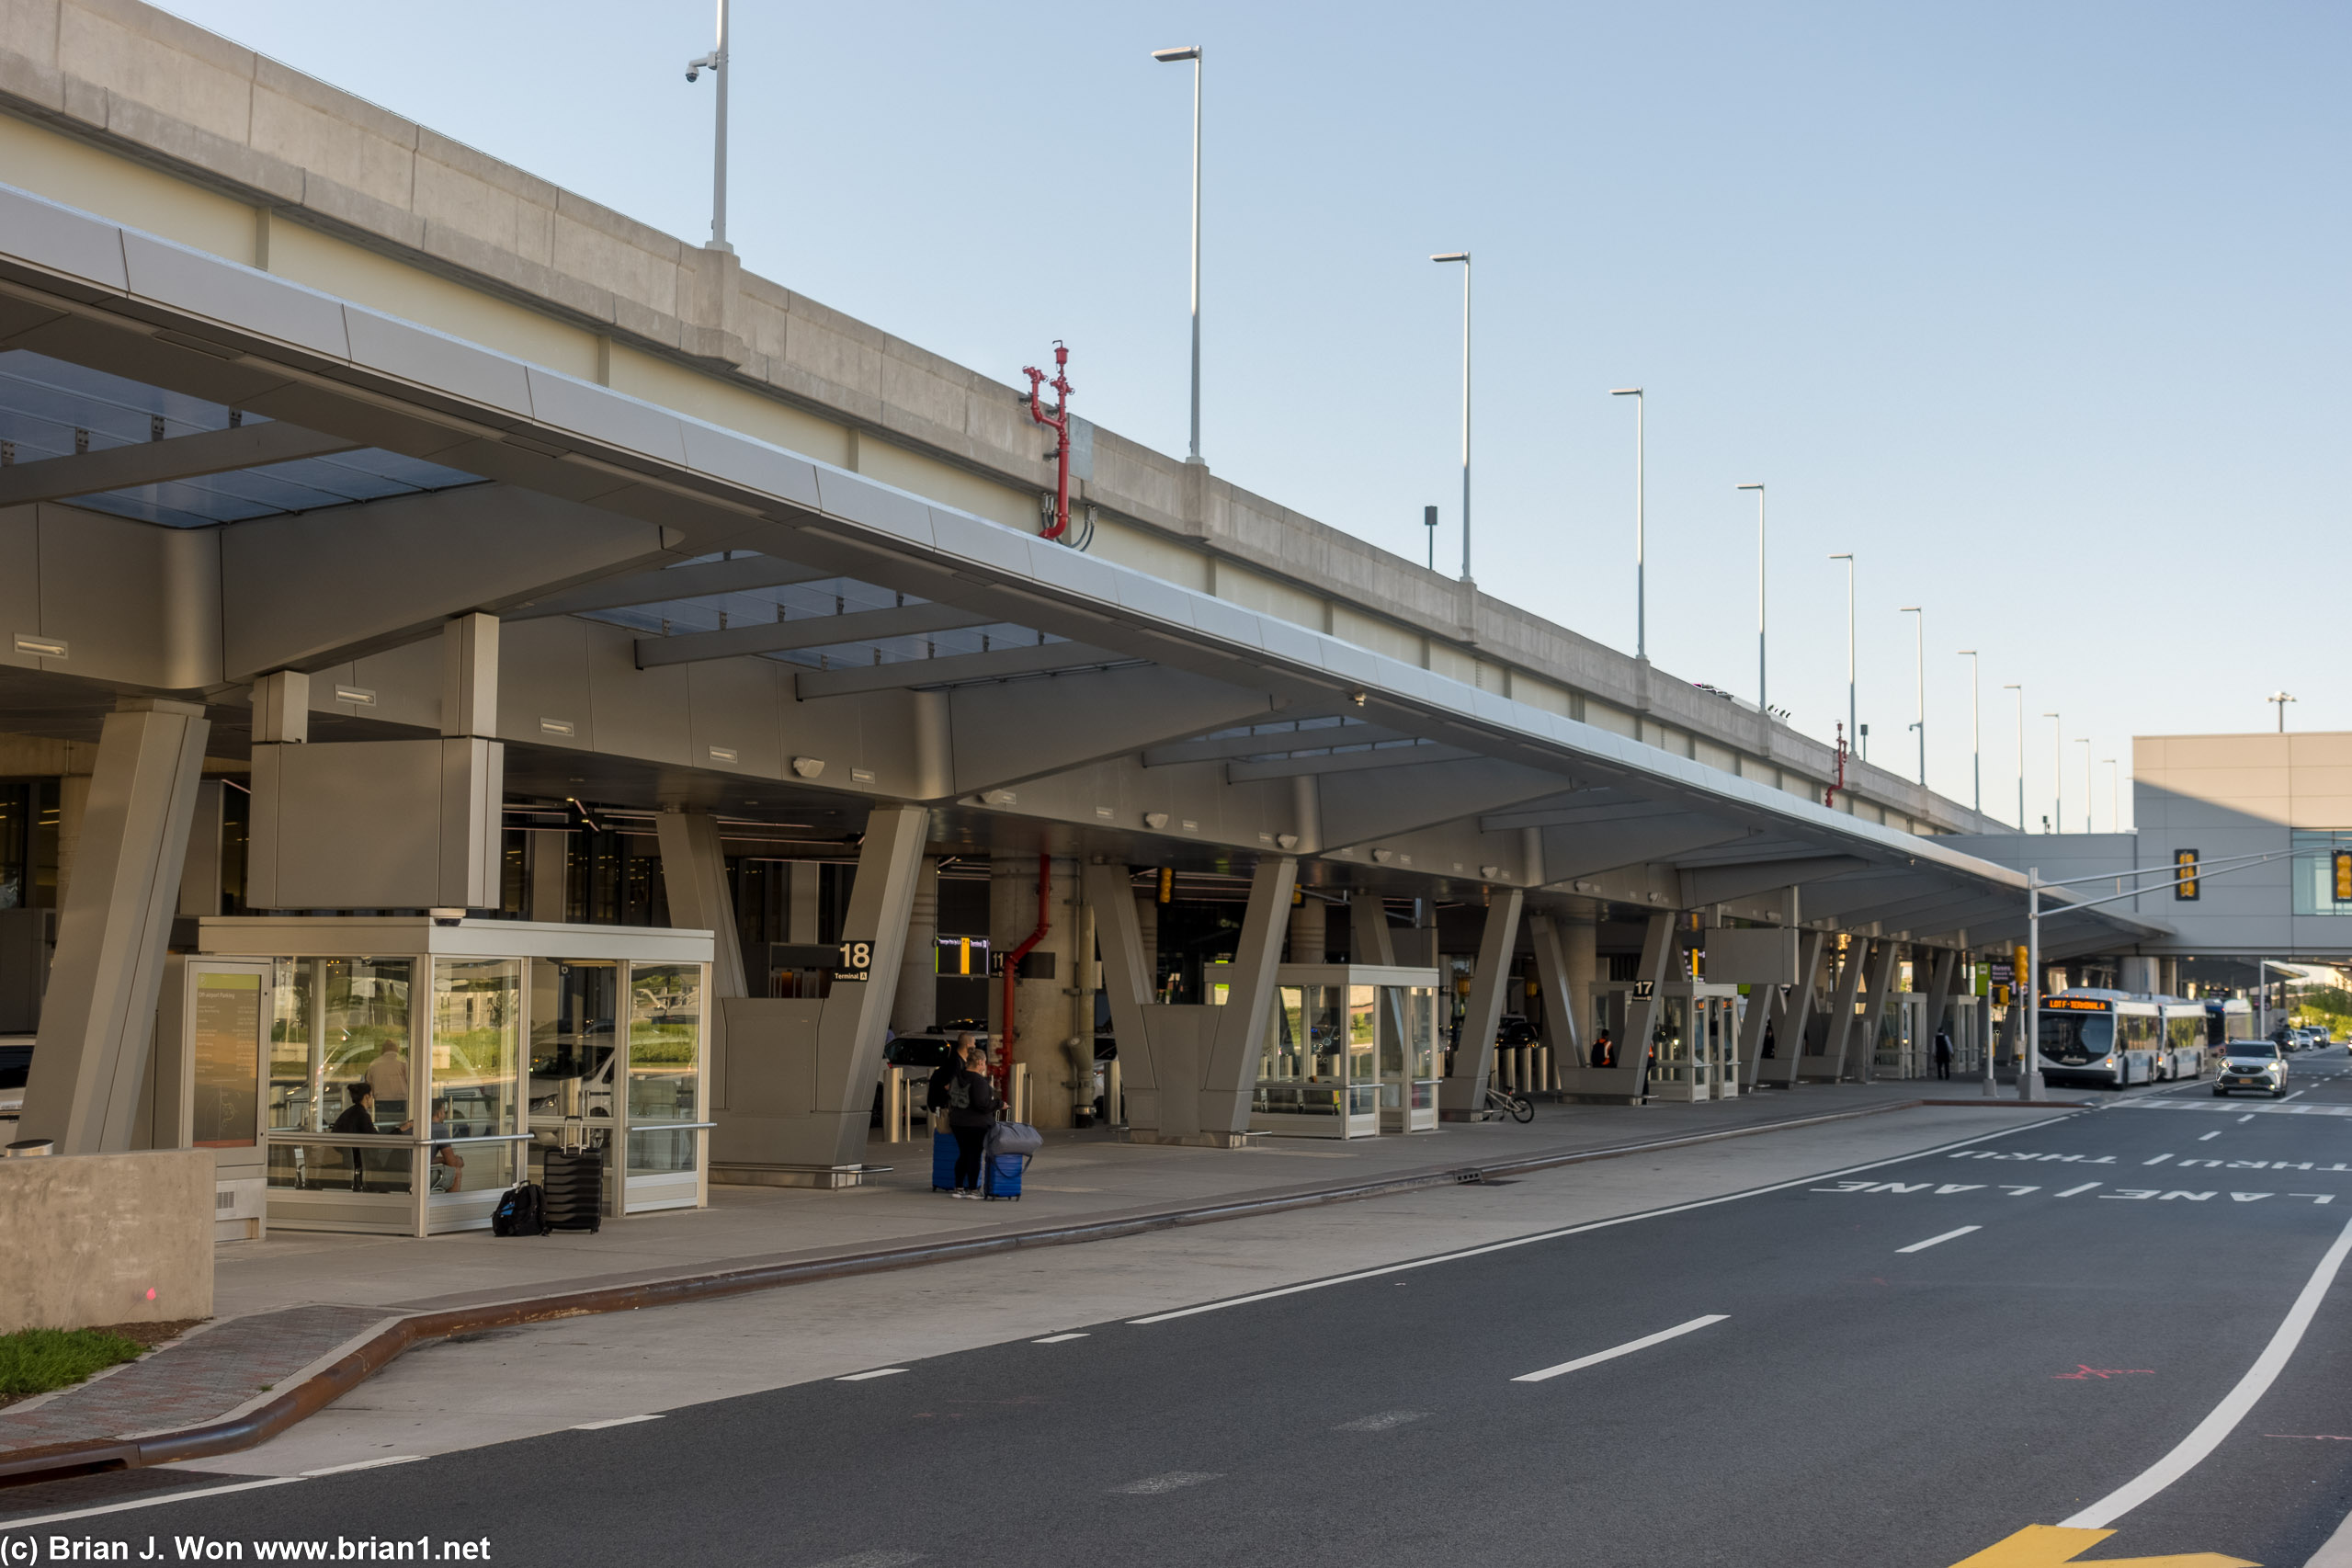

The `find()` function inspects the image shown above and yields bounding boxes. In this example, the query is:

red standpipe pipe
[998,852,1051,1112]
[1022,343,1074,540]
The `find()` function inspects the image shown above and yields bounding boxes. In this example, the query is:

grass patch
[0,1327,149,1402]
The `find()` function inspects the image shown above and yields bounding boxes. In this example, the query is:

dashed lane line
[1032,1333,1089,1344]
[1513,1315,1730,1383]
[0,1475,308,1529]
[1110,1471,1221,1495]
[573,1415,663,1430]
[1896,1226,1982,1254]
[836,1369,910,1381]
[1125,1113,2074,1325]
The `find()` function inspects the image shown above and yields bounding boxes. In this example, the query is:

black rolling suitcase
[540,1118,604,1233]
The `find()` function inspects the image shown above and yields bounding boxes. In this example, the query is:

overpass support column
[1442,891,1526,1114]
[1923,949,1960,1079]
[655,809,749,1002]
[1846,940,1901,1083]
[2118,955,2159,994]
[1527,913,1585,1076]
[892,857,939,1033]
[19,698,211,1154]
[1088,857,1296,1146]
[1819,936,1869,1082]
[1288,894,1327,964]
[1773,930,1829,1088]
[1624,912,1676,1098]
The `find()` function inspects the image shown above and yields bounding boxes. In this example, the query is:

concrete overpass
[0,4,2164,1190]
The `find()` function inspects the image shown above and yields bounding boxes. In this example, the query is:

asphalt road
[14,1052,2352,1567]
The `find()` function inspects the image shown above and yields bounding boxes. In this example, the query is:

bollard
[1104,1058,1123,1127]
[4,1138,53,1157]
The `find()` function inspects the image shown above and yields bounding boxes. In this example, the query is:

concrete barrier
[0,1149,213,1333]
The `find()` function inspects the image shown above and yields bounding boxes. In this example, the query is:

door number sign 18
[837,940,873,982]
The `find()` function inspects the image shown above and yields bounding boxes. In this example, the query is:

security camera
[685,66,699,82]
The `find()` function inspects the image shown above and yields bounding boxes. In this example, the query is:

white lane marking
[1032,1333,1089,1344]
[301,1456,424,1476]
[2143,1153,2174,1166]
[1335,1409,1431,1432]
[1127,1115,2074,1324]
[2060,1212,2352,1528]
[1110,1471,1221,1494]
[2241,1115,2256,1122]
[0,1475,307,1528]
[2055,1182,2103,1198]
[1896,1226,1982,1254]
[2199,1131,2221,1142]
[572,1414,663,1430]
[1513,1314,1730,1382]
[837,1368,911,1381]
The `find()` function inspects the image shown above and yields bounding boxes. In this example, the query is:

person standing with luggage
[1934,1028,1954,1081]
[945,1041,1000,1198]
[928,1033,974,1119]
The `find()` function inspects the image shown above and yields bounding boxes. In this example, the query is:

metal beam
[1677,855,1870,910]
[1541,819,1757,882]
[1227,742,1478,783]
[793,641,1129,699]
[512,554,835,619]
[636,601,996,668]
[1480,790,1642,832]
[1142,721,1403,767]
[0,420,361,506]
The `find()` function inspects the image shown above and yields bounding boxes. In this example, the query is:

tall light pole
[1612,388,1645,659]
[1432,253,1471,580]
[1737,483,1767,716]
[1959,650,1981,815]
[1830,553,1856,756]
[685,0,733,253]
[1153,46,1205,464]
[2045,712,2062,833]
[2269,690,2296,733]
[1900,606,1925,786]
[2004,684,2024,830]
[2075,737,2092,833]
[2102,757,2119,834]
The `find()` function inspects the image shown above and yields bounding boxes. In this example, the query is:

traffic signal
[2174,848,2199,901]
[2334,850,2352,903]
[1156,866,1174,904]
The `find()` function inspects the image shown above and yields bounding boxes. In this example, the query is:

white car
[2214,1040,2287,1098]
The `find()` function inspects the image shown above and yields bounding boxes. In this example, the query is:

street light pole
[2005,685,2024,830]
[1737,483,1767,716]
[1959,650,1981,815]
[1613,389,1645,659]
[1432,253,1472,580]
[2022,867,2042,1100]
[2075,737,2091,833]
[2102,758,2118,834]
[2045,712,2062,833]
[1153,46,1205,464]
[2269,690,2297,733]
[1900,607,1924,787]
[685,0,733,253]
[1831,553,1856,756]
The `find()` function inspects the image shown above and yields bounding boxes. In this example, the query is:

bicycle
[1483,1084,1534,1123]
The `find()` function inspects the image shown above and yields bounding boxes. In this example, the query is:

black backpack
[493,1181,547,1237]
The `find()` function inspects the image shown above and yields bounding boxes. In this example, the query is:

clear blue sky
[163,1,2352,829]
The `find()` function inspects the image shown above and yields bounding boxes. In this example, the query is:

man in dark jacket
[1934,1028,1954,1080]
[926,1033,975,1119]
[945,1042,1000,1198]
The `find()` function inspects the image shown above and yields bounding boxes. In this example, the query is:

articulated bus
[2037,990,2213,1087]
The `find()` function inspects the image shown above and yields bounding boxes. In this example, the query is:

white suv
[2214,1040,2287,1098]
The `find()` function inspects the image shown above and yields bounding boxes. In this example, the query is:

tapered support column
[1349,891,1396,966]
[1846,940,1900,1084]
[1818,936,1869,1082]
[1775,930,1828,1088]
[19,698,211,1154]
[1622,912,1676,1097]
[654,808,748,1002]
[1441,890,1525,1113]
[1528,914,1583,1072]
[1924,949,1960,1076]
[1287,895,1327,964]
[708,805,930,1180]
[527,830,568,922]
[893,857,939,1034]
[1088,856,1297,1146]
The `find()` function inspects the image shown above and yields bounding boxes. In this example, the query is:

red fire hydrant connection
[1022,342,1074,541]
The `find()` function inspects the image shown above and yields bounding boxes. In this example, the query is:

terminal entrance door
[528,959,619,1213]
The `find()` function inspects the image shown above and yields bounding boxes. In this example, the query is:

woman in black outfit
[946,1044,1000,1198]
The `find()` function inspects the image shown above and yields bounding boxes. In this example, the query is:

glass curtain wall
[265,958,416,1200]
[627,963,704,1208]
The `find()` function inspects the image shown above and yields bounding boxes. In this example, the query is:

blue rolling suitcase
[982,1152,1027,1200]
[932,1130,959,1191]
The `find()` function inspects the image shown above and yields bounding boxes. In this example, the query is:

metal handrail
[264,1131,535,1146]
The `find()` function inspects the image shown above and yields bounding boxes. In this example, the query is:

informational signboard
[191,971,262,1148]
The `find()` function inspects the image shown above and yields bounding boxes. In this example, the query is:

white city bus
[2038,990,2209,1087]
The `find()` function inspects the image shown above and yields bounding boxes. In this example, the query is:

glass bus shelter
[1589,979,1745,1102]
[192,916,712,1236]
[1252,965,1441,1139]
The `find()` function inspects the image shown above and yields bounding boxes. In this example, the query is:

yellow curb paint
[1947,1524,2255,1567]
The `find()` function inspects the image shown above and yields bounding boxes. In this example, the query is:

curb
[0,1093,2074,1489]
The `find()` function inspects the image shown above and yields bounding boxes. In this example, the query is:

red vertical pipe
[999,853,1051,1110]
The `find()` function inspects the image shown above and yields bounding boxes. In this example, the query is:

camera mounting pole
[684,0,733,253]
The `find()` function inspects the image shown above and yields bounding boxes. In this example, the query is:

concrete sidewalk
[0,1080,2050,1470]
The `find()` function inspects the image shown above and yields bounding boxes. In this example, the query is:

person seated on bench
[400,1096,467,1192]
